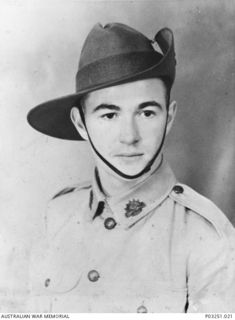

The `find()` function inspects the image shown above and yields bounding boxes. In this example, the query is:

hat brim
[27,28,175,141]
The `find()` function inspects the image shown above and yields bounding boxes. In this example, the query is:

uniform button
[44,278,50,287]
[173,185,184,194]
[88,270,100,282]
[137,305,148,313]
[104,217,117,230]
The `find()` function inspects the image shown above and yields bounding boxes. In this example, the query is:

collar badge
[125,199,146,218]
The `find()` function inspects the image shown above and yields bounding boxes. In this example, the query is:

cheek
[140,118,166,143]
[86,120,116,151]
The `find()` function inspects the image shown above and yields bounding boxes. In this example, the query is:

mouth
[115,153,144,158]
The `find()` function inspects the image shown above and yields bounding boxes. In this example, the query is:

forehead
[84,78,166,107]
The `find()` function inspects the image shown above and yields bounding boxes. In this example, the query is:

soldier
[27,22,235,312]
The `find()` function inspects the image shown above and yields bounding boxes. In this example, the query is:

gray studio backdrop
[0,0,234,312]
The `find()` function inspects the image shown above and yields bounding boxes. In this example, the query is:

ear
[70,107,88,140]
[166,100,177,136]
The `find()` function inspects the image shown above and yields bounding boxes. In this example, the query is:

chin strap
[79,108,168,180]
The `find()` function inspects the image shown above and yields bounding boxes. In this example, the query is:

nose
[119,116,140,145]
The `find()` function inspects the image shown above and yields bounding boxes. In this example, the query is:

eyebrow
[92,104,120,113]
[92,100,163,113]
[138,100,163,110]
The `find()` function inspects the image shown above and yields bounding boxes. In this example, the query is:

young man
[27,23,235,312]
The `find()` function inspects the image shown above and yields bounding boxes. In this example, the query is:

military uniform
[27,159,235,313]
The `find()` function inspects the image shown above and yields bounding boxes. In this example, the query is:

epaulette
[46,181,92,240]
[52,181,91,200]
[169,183,233,238]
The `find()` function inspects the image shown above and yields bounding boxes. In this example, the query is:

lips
[115,153,143,157]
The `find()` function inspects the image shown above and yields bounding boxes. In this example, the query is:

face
[71,78,176,176]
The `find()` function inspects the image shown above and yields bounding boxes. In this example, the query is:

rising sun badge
[124,199,146,218]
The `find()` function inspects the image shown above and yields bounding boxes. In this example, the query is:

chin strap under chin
[79,108,168,180]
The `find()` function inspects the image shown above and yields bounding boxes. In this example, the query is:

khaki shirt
[27,160,235,313]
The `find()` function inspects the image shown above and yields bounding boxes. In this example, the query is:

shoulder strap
[169,183,234,238]
[52,181,91,200]
[46,181,91,240]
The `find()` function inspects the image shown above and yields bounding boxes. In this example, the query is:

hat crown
[79,23,154,68]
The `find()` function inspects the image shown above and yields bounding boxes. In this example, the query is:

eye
[140,110,156,118]
[101,112,117,120]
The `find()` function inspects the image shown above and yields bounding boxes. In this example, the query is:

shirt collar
[89,157,177,228]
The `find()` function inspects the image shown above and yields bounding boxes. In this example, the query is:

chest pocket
[28,238,85,313]
[42,247,84,294]
[33,233,87,295]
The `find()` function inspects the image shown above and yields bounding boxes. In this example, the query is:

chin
[114,164,147,177]
[110,157,149,176]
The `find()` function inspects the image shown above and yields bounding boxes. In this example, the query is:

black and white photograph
[0,0,235,314]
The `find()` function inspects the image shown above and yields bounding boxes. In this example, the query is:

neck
[95,153,163,197]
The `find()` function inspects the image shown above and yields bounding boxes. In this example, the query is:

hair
[158,76,172,109]
[79,94,88,113]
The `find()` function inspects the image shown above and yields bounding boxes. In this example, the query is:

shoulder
[169,183,234,240]
[52,180,92,200]
[45,180,92,239]
[48,180,92,211]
